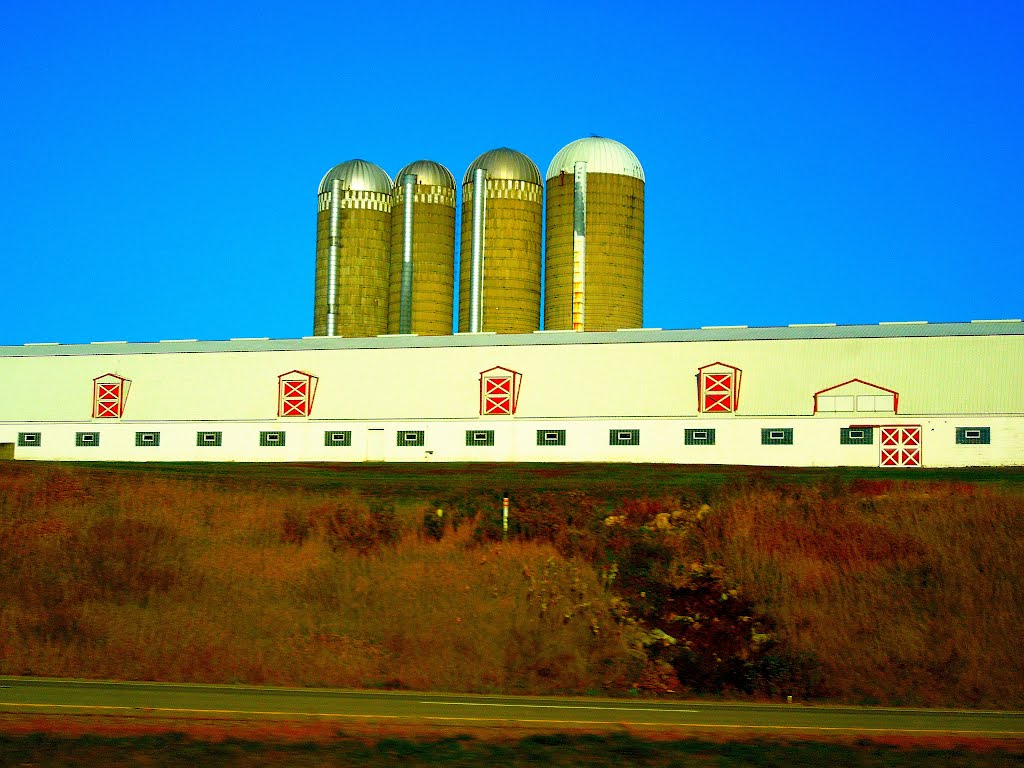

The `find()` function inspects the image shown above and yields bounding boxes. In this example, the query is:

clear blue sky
[2,1,1021,345]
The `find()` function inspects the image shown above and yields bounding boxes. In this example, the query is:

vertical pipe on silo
[326,178,342,336]
[399,173,416,334]
[572,161,587,332]
[469,167,486,333]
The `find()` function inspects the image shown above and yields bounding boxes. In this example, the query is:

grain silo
[544,137,645,332]
[313,159,393,337]
[458,148,543,334]
[388,161,457,335]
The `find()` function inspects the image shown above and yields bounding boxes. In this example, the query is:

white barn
[1,320,1022,467]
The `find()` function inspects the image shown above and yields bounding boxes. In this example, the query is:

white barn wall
[2,336,1023,422]
[1,324,1022,467]
[2,416,1020,466]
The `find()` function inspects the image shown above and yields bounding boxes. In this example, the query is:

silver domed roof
[393,160,456,189]
[463,148,542,186]
[546,137,645,182]
[318,159,393,195]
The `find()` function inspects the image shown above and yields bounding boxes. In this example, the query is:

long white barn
[1,321,1022,467]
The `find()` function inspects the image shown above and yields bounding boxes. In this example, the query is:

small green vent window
[610,429,640,446]
[76,432,100,447]
[260,431,286,447]
[956,427,991,445]
[840,427,874,445]
[135,431,160,447]
[325,430,352,446]
[684,428,715,446]
[536,429,566,446]
[761,428,793,445]
[397,430,425,447]
[17,432,42,447]
[466,430,495,446]
[197,431,223,447]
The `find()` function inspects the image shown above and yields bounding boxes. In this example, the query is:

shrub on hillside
[471,491,600,553]
[281,508,314,545]
[421,507,446,540]
[594,498,823,697]
[654,563,821,697]
[316,496,399,554]
[430,490,490,531]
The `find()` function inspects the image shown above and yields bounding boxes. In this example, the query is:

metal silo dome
[544,136,645,332]
[318,159,393,195]
[546,136,645,181]
[389,160,457,336]
[459,148,544,334]
[394,160,456,190]
[463,148,543,186]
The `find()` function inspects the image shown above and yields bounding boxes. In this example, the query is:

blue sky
[2,1,1021,345]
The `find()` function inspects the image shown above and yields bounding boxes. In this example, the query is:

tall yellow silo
[312,159,393,337]
[544,137,645,331]
[388,161,457,335]
[458,148,544,334]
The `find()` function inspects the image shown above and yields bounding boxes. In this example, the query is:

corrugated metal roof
[3,321,1022,358]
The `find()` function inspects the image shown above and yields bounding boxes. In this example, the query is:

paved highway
[1,676,1022,737]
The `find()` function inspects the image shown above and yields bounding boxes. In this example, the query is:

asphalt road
[1,676,1022,738]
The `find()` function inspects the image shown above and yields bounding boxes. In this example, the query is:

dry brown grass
[0,465,640,694]
[694,480,1024,707]
[1,463,1021,707]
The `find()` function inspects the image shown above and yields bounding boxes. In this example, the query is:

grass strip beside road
[2,731,1024,767]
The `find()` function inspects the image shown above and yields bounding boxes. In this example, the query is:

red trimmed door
[482,375,513,415]
[92,374,129,418]
[277,370,317,417]
[701,372,734,413]
[94,382,123,417]
[880,426,922,467]
[280,379,309,416]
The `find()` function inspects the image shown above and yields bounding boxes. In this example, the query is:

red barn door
[92,374,130,418]
[879,426,922,467]
[277,370,318,417]
[479,366,522,416]
[697,363,741,414]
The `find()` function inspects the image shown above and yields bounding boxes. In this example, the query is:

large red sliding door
[880,426,922,467]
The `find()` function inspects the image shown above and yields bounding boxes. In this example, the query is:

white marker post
[502,494,509,537]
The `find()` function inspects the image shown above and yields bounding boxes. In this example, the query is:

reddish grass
[0,466,640,694]
[1,463,1021,708]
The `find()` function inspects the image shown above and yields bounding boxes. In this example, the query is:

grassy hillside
[0,462,1021,707]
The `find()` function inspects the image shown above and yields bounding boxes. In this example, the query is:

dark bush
[422,507,446,541]
[753,649,824,699]
[471,491,601,551]
[434,490,498,532]
[281,509,313,545]
[318,497,399,554]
